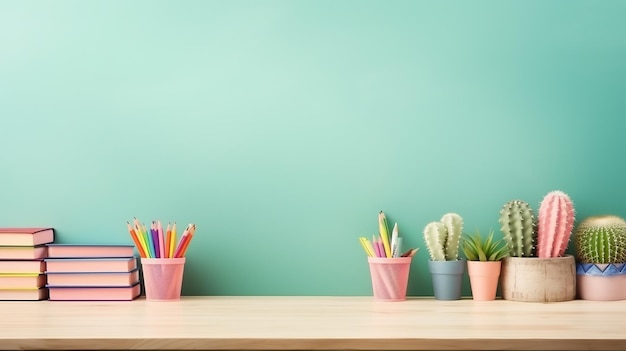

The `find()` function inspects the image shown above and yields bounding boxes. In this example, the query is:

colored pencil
[129,220,147,257]
[142,226,153,258]
[151,222,160,258]
[359,237,374,257]
[126,222,147,258]
[127,218,195,259]
[378,211,392,258]
[177,224,195,258]
[143,222,155,258]
[390,223,399,258]
[372,235,381,257]
[377,238,385,258]
[173,225,189,258]
[169,222,177,259]
[134,218,153,258]
[157,220,165,259]
[165,223,172,258]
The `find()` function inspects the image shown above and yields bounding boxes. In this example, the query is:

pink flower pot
[467,261,501,301]
[577,263,626,301]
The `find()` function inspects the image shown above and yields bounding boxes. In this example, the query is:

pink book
[47,244,134,258]
[44,258,137,273]
[0,288,48,301]
[0,246,47,260]
[47,269,139,287]
[0,274,46,289]
[0,228,54,246]
[0,260,45,274]
[47,282,141,301]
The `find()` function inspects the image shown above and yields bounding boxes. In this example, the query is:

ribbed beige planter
[500,255,576,302]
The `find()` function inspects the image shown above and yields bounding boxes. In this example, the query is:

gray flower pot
[428,260,466,300]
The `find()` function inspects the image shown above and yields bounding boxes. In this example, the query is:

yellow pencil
[169,222,177,258]
[133,218,150,258]
[126,222,147,258]
[359,237,374,257]
[378,211,392,258]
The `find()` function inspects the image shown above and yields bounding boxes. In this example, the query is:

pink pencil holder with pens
[367,256,412,301]
[141,257,186,301]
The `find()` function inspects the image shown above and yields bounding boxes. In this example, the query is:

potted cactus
[423,213,465,300]
[462,229,508,301]
[575,215,626,301]
[499,190,577,302]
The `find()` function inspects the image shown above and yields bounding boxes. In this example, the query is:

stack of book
[45,244,141,301]
[0,228,54,301]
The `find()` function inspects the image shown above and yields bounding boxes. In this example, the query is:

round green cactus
[575,215,626,264]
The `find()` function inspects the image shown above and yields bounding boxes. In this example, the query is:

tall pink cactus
[537,190,575,258]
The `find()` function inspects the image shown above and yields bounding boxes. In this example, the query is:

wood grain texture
[501,255,576,302]
[0,296,624,350]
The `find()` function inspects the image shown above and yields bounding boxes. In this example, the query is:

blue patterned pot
[577,263,626,276]
[576,263,626,301]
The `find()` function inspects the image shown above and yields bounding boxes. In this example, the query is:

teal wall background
[1,0,625,296]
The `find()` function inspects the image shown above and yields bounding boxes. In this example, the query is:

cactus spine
[423,213,463,261]
[499,200,535,257]
[537,190,575,258]
[441,213,462,260]
[575,215,626,264]
[424,222,447,261]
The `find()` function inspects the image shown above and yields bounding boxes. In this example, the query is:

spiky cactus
[424,222,447,261]
[423,213,463,261]
[537,190,575,258]
[499,200,536,257]
[575,215,626,264]
[441,213,462,260]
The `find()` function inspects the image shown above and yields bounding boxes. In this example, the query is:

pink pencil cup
[368,256,412,301]
[141,257,186,301]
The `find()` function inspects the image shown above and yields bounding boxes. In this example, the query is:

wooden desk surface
[0,296,624,350]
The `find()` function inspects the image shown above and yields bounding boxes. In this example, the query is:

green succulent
[462,229,509,262]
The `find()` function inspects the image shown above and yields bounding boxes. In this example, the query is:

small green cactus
[424,213,463,261]
[499,200,536,257]
[575,215,626,264]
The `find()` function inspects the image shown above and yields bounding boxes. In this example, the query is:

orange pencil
[173,224,191,258]
[180,224,196,257]
[135,221,148,256]
[133,218,144,245]
[176,224,196,258]
[133,217,141,231]
[126,222,147,258]
[165,223,172,258]
[134,218,153,258]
